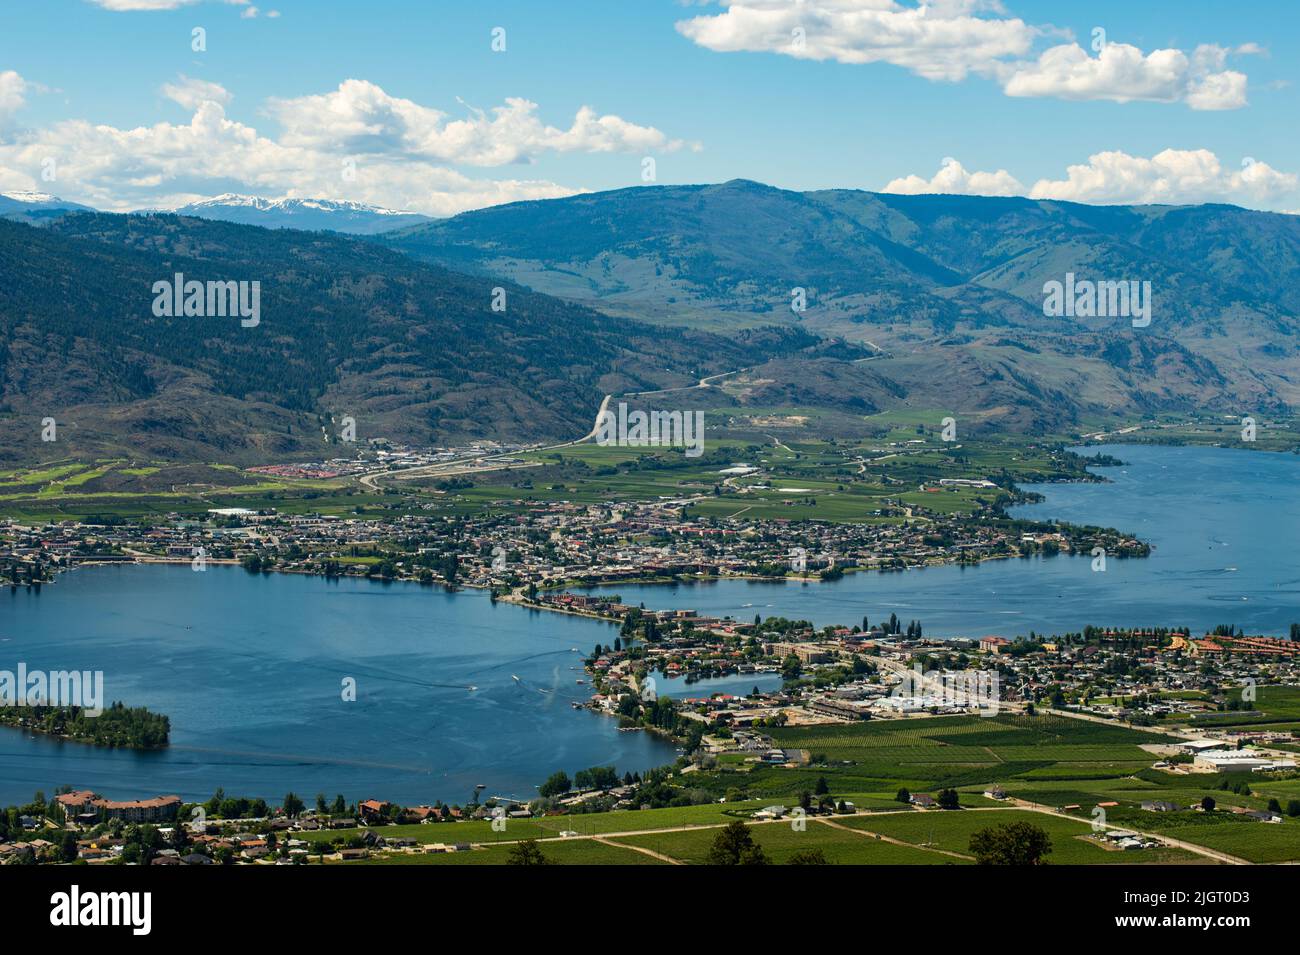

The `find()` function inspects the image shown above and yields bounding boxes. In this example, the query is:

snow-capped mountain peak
[185,193,280,210]
[170,194,433,234]
[0,191,97,223]
[3,190,62,204]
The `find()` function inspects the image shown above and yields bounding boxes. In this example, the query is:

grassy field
[1185,686,1300,728]
[1140,817,1300,864]
[337,808,1211,865]
[296,800,773,846]
[350,838,667,865]
[660,717,1170,805]
[836,809,1201,864]
[1067,803,1300,864]
[0,458,366,522]
[671,710,1300,862]
[609,817,964,865]
[761,713,1163,785]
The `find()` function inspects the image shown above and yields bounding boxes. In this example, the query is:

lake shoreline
[5,442,1296,806]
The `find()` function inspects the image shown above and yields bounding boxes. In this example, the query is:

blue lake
[2,443,1296,806]
[585,444,1300,637]
[651,670,783,701]
[0,569,674,806]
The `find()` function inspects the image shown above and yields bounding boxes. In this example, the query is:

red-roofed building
[55,791,98,815]
[94,795,181,823]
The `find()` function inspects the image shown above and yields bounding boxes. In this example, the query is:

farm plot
[609,819,962,865]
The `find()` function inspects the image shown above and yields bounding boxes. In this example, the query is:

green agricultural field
[0,462,90,486]
[766,713,1164,781]
[429,433,1092,524]
[1185,686,1300,728]
[837,808,1202,864]
[0,458,366,521]
[609,818,963,865]
[1145,818,1300,864]
[296,800,772,846]
[298,818,549,845]
[1097,809,1300,864]
[683,713,1174,811]
[1248,776,1300,803]
[1000,760,1300,823]
[348,838,666,865]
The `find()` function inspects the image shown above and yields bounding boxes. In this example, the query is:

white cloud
[1184,72,1248,111]
[86,0,253,10]
[265,80,689,166]
[162,75,232,111]
[883,157,1024,196]
[677,1,1252,109]
[1002,41,1246,109]
[0,70,28,127]
[884,150,1299,209]
[1029,149,1296,206]
[87,0,198,8]
[0,76,684,216]
[676,0,1034,82]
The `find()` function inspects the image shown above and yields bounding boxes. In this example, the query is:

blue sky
[0,0,1296,214]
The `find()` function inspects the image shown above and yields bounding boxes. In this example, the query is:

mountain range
[0,210,821,463]
[2,180,1298,464]
[384,179,1300,430]
[0,192,97,225]
[0,192,433,235]
[170,195,436,234]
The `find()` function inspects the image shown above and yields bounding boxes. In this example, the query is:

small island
[0,702,170,749]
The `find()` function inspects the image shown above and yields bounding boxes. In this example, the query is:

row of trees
[538,765,625,798]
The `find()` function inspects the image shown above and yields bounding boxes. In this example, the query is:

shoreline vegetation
[16,526,1149,615]
[10,481,1151,609]
[0,702,170,749]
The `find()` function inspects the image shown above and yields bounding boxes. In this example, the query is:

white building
[1192,749,1278,772]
